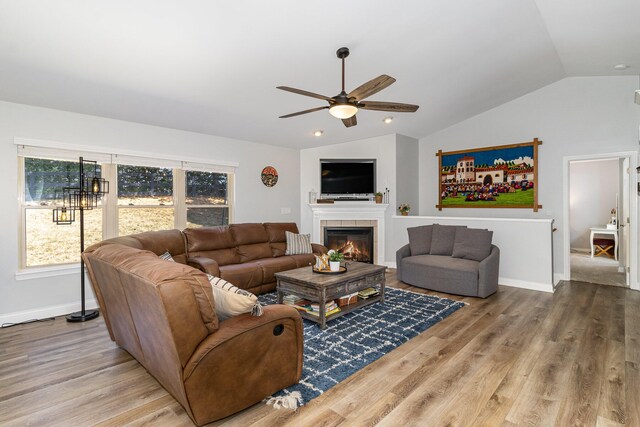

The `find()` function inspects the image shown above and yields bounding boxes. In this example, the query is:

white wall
[393,216,555,292]
[299,134,397,260]
[419,76,640,284]
[569,159,619,251]
[396,135,420,214]
[0,100,300,321]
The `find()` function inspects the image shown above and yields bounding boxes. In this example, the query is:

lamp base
[66,309,99,322]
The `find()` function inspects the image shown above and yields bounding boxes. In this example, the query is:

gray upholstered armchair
[396,224,499,298]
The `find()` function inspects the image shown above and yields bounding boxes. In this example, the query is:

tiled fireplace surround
[310,203,388,265]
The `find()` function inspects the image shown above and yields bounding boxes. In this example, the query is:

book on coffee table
[357,287,379,299]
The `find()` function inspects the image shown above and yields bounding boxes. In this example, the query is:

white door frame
[562,151,638,290]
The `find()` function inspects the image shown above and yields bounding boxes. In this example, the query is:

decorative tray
[312,266,347,274]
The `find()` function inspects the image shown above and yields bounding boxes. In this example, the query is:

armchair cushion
[430,225,467,256]
[407,225,433,255]
[452,228,493,262]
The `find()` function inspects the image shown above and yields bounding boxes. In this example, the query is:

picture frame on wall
[436,138,542,211]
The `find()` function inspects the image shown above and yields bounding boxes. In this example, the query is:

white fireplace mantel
[309,202,389,264]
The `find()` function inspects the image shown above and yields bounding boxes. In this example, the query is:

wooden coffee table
[275,262,386,329]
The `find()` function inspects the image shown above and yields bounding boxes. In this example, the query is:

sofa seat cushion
[287,254,316,268]
[401,254,479,295]
[254,257,297,283]
[219,262,264,290]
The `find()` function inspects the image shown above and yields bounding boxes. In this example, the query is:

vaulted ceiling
[0,0,638,149]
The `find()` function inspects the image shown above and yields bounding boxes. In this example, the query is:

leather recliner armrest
[188,256,221,277]
[182,305,304,424]
[478,245,500,298]
[311,243,328,254]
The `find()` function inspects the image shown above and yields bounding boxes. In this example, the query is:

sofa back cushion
[451,228,494,262]
[407,225,433,255]
[132,229,189,264]
[184,226,241,266]
[264,222,299,257]
[86,229,188,264]
[229,223,273,262]
[429,225,467,256]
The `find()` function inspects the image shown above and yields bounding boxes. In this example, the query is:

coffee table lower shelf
[297,295,382,324]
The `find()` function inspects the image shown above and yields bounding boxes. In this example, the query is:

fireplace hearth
[324,227,374,264]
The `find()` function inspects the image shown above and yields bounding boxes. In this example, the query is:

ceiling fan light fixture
[329,104,358,119]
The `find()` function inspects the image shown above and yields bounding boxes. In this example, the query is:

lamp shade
[329,104,358,119]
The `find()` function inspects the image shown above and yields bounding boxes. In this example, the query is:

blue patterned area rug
[258,287,465,409]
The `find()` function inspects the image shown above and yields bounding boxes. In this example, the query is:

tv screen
[320,160,376,195]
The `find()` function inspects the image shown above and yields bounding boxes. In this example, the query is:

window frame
[183,168,234,229]
[17,144,235,272]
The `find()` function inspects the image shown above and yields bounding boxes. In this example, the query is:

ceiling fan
[277,47,419,128]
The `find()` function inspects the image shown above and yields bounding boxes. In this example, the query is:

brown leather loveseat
[82,223,322,425]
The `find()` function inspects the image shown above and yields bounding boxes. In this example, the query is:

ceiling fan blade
[359,100,419,112]
[342,115,357,128]
[347,75,396,101]
[279,106,328,118]
[277,86,332,101]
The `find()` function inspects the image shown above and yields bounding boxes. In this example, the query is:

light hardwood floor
[1,272,638,426]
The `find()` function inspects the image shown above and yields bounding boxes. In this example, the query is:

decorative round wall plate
[261,166,278,187]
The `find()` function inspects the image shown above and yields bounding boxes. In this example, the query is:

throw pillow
[159,251,175,262]
[285,231,312,255]
[207,274,263,321]
[429,225,467,256]
[407,225,433,255]
[452,228,493,262]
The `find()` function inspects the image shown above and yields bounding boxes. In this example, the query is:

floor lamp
[53,157,109,322]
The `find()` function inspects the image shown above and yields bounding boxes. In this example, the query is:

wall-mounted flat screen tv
[320,159,376,196]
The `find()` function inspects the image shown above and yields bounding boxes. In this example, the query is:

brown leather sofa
[83,230,305,426]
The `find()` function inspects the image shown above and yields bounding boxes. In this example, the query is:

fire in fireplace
[323,227,374,263]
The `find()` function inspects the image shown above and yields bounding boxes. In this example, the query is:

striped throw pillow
[159,251,175,262]
[207,274,263,321]
[285,231,312,255]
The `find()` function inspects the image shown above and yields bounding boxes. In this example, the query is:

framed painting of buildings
[436,138,542,211]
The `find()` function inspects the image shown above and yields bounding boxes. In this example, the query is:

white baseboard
[571,247,591,254]
[384,262,397,269]
[554,273,566,285]
[0,299,98,326]
[499,277,554,293]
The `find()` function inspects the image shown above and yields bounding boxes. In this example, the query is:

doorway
[563,152,637,289]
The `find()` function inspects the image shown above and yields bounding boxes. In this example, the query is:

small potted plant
[327,250,344,271]
[398,203,411,216]
[374,191,383,204]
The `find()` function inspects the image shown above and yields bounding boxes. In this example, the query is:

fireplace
[324,227,374,264]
